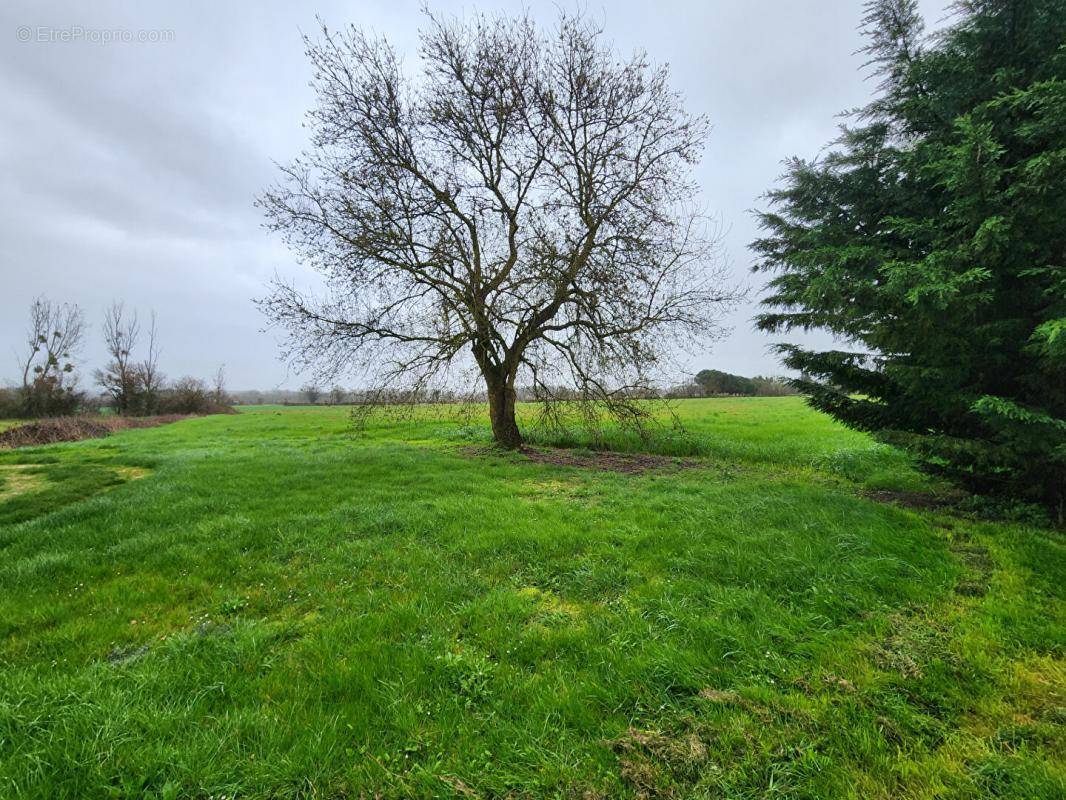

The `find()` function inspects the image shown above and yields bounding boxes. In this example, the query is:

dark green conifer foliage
[753,0,1066,514]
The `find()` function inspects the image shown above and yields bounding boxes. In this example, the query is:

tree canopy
[259,10,736,447]
[695,369,756,396]
[753,0,1066,513]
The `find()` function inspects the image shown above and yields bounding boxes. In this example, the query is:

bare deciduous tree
[94,303,170,415]
[212,364,229,405]
[19,296,85,389]
[96,302,138,413]
[140,312,165,413]
[259,10,737,447]
[16,296,86,416]
[95,302,142,414]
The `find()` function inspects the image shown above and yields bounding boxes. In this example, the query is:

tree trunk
[486,376,522,449]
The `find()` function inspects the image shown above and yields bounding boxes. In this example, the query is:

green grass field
[0,399,1062,799]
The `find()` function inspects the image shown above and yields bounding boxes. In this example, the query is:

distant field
[0,398,1062,798]
[0,419,20,432]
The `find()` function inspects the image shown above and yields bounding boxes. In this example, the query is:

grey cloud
[0,0,951,389]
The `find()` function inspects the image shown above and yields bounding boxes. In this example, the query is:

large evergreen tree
[753,0,1066,516]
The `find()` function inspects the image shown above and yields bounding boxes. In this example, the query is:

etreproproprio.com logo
[16,25,175,44]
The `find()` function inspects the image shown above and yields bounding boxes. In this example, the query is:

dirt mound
[0,413,220,449]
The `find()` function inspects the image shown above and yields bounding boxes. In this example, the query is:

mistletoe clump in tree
[259,11,734,448]
[14,297,86,418]
[753,0,1066,514]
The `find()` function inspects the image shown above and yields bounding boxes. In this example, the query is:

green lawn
[0,399,1062,799]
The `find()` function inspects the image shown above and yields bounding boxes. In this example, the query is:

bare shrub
[157,377,233,415]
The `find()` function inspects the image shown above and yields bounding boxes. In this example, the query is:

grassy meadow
[0,398,1062,798]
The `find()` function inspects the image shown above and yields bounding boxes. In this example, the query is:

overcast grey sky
[1,0,951,389]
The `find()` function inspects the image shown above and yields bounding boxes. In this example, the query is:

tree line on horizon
[0,296,231,419]
[234,370,795,407]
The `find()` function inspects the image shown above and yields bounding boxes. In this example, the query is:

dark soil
[462,445,701,474]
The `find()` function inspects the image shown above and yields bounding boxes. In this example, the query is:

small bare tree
[95,303,167,414]
[16,296,86,416]
[260,10,736,447]
[95,302,144,414]
[212,364,229,406]
[139,312,165,413]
